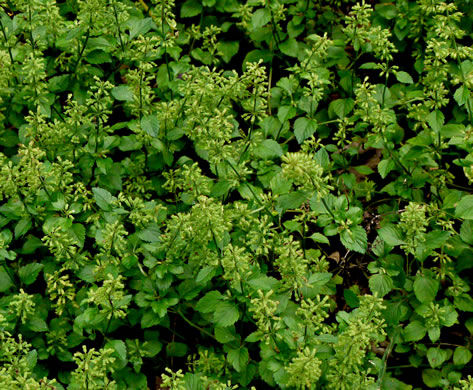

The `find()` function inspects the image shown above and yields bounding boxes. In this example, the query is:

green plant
[1,0,473,388]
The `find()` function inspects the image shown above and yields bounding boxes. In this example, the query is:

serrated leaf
[141,115,159,138]
[215,327,237,343]
[294,117,318,144]
[414,275,439,303]
[396,71,414,84]
[26,316,49,332]
[69,224,86,248]
[180,0,202,17]
[137,224,161,243]
[460,220,473,244]
[228,347,249,372]
[403,320,426,341]
[427,348,448,368]
[279,38,299,57]
[15,217,32,239]
[251,8,270,29]
[217,41,239,63]
[196,291,223,313]
[340,225,367,254]
[112,85,134,102]
[378,158,395,178]
[213,302,239,327]
[378,224,405,246]
[422,369,442,388]
[427,110,444,133]
[276,191,310,213]
[309,232,329,244]
[454,86,470,107]
[0,267,14,292]
[255,139,283,159]
[107,339,127,361]
[92,187,115,211]
[453,346,472,366]
[369,273,393,297]
[86,49,111,64]
[247,275,279,291]
[454,294,473,312]
[166,342,188,357]
[455,195,473,219]
[128,17,154,39]
[18,263,43,285]
[329,98,355,119]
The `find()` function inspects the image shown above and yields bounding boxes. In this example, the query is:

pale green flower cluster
[399,202,429,256]
[0,331,57,389]
[85,274,131,320]
[70,345,117,390]
[286,347,323,389]
[281,151,332,197]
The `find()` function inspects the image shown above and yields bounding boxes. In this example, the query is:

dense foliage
[1,0,473,388]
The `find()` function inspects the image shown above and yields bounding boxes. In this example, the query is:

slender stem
[71,24,91,76]
[173,309,218,341]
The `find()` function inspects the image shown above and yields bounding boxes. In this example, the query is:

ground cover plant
[1,0,473,388]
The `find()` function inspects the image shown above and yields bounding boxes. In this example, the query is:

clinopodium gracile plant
[1,0,473,388]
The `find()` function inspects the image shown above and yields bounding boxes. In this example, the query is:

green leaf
[251,8,270,29]
[343,289,360,308]
[112,85,134,102]
[353,165,374,175]
[196,266,216,285]
[141,310,161,328]
[196,291,224,313]
[26,316,49,332]
[128,17,154,39]
[214,327,237,344]
[378,224,405,246]
[395,71,414,84]
[369,273,393,297]
[86,49,111,64]
[15,217,32,239]
[217,41,239,63]
[328,98,355,119]
[376,3,398,19]
[180,0,202,17]
[455,195,473,219]
[69,224,86,248]
[422,369,442,388]
[276,191,310,213]
[460,220,473,244]
[107,340,127,362]
[228,347,249,372]
[293,117,318,144]
[453,346,472,366]
[426,110,444,133]
[247,275,280,291]
[340,225,367,254]
[403,320,426,342]
[141,115,159,138]
[18,263,43,285]
[279,38,299,57]
[454,293,473,312]
[0,267,14,292]
[92,187,115,211]
[137,224,161,243]
[254,139,283,160]
[309,232,329,244]
[213,302,239,327]
[378,158,395,178]
[427,348,449,368]
[166,342,188,357]
[413,274,439,303]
